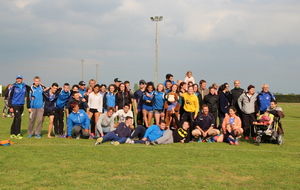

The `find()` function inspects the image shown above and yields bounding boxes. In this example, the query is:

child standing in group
[184,71,195,84]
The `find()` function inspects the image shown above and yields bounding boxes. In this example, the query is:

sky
[0,0,299,94]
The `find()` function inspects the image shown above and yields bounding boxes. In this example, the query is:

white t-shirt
[113,109,133,124]
[88,92,103,113]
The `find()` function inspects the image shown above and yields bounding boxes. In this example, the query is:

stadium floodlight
[150,16,163,86]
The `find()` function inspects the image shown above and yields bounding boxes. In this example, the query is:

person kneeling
[192,104,220,142]
[67,102,90,139]
[94,116,133,146]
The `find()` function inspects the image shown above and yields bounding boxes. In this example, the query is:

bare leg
[47,115,54,138]
[154,113,160,125]
[148,112,153,127]
[142,109,149,128]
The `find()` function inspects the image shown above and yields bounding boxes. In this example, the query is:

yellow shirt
[182,92,199,116]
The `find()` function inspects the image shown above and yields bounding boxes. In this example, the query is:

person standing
[153,83,165,125]
[163,74,175,87]
[8,75,31,139]
[115,83,132,111]
[78,81,86,97]
[180,86,199,140]
[142,82,155,128]
[218,83,231,130]
[230,80,244,116]
[113,104,134,125]
[203,86,219,125]
[54,83,71,137]
[96,107,115,137]
[133,80,146,126]
[87,84,103,138]
[198,80,209,101]
[27,76,46,138]
[2,84,13,118]
[114,78,122,89]
[103,84,117,112]
[238,85,258,140]
[257,84,275,114]
[43,83,61,138]
[88,79,96,88]
[66,92,89,114]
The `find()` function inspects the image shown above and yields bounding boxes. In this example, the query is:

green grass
[1,99,300,190]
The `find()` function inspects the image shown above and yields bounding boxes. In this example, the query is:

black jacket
[203,93,219,113]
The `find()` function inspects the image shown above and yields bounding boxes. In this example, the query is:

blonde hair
[186,71,192,76]
[156,83,165,93]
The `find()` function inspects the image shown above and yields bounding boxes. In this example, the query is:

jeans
[130,125,146,139]
[102,132,126,143]
[54,108,64,135]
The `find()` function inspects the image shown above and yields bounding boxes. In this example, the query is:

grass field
[1,100,300,190]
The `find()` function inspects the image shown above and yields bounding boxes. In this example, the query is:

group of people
[3,71,284,146]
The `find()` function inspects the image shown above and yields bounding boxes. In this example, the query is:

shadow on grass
[21,129,50,137]
[289,116,300,119]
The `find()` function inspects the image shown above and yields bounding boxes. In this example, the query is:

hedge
[274,95,300,103]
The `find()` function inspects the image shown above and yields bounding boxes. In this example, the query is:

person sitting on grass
[216,106,243,144]
[192,104,219,143]
[67,102,90,139]
[94,116,133,146]
[223,123,238,145]
[125,121,166,144]
[96,107,115,138]
[113,104,133,127]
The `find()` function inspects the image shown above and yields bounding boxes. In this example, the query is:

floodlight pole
[150,16,163,86]
[81,59,84,81]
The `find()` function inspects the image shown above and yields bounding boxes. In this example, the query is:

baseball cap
[78,81,86,86]
[114,78,121,82]
[16,75,23,79]
[139,79,146,85]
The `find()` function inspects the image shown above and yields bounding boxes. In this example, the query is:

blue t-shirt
[133,89,145,111]
[153,91,165,110]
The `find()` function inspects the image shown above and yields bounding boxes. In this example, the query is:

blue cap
[16,75,23,79]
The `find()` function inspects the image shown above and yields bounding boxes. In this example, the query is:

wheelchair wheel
[256,136,261,146]
[277,134,283,145]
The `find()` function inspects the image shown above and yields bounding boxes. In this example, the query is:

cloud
[0,0,300,94]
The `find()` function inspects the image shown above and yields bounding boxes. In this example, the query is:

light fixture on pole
[150,16,163,86]
[81,59,84,81]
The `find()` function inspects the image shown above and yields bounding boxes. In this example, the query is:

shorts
[154,109,163,114]
[89,108,99,113]
[143,108,153,113]
[43,109,55,117]
[142,104,153,113]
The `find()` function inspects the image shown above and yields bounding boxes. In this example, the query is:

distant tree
[274,92,284,95]
[133,83,139,92]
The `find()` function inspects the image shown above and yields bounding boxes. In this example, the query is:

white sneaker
[125,138,134,144]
